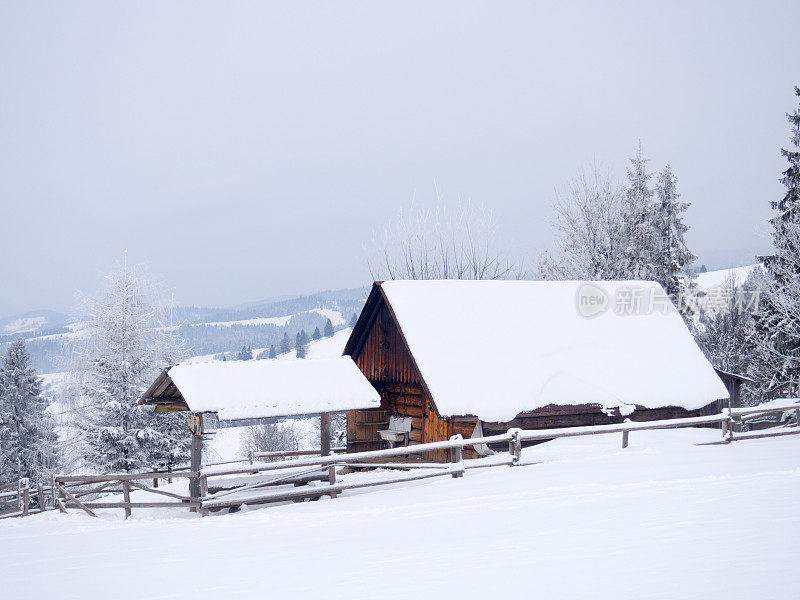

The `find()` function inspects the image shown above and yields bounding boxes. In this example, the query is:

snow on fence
[4,400,799,520]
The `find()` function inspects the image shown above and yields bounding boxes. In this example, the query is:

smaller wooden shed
[140,356,381,484]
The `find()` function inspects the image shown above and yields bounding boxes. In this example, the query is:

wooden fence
[3,400,799,520]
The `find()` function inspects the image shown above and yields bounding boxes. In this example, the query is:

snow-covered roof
[145,356,380,420]
[376,280,729,422]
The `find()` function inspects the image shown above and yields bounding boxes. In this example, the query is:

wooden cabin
[343,280,731,460]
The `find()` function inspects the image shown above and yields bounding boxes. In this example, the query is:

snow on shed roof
[378,280,729,422]
[147,356,380,420]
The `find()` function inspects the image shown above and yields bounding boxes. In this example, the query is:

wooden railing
[3,400,798,520]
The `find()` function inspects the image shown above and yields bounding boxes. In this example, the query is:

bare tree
[368,199,523,281]
[239,420,300,460]
[538,168,629,281]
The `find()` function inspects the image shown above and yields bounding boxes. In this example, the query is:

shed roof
[140,356,380,420]
[346,280,729,422]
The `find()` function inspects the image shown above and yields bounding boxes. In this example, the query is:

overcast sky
[1,1,798,316]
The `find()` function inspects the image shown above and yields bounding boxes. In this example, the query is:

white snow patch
[695,264,762,290]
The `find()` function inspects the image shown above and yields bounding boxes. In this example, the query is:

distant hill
[0,287,369,374]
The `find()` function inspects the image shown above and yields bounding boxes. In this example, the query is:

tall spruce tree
[653,164,696,306]
[756,86,800,397]
[621,142,657,280]
[312,326,322,340]
[280,332,291,355]
[0,339,58,484]
[324,318,334,337]
[78,261,190,472]
[296,330,309,359]
[268,345,277,359]
[349,313,357,328]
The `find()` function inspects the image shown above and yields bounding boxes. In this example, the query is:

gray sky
[1,1,798,316]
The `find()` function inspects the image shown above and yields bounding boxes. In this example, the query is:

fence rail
[4,400,799,520]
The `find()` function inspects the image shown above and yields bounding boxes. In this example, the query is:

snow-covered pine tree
[268,345,277,359]
[236,346,253,361]
[324,318,334,337]
[349,313,357,328]
[621,142,657,280]
[653,165,696,306]
[0,339,58,484]
[312,326,321,341]
[280,332,291,355]
[295,330,309,359]
[755,86,800,397]
[77,261,190,473]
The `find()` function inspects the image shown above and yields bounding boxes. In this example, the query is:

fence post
[449,434,464,478]
[328,466,338,499]
[508,429,522,465]
[721,414,731,443]
[21,479,30,516]
[37,483,45,513]
[199,475,209,517]
[121,480,132,519]
[622,419,631,449]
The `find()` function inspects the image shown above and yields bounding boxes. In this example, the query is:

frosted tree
[236,346,253,361]
[76,261,190,472]
[295,330,309,359]
[538,168,628,280]
[653,165,696,305]
[324,318,334,337]
[312,327,322,340]
[620,142,657,280]
[280,332,291,355]
[0,339,58,484]
[369,200,523,281]
[754,87,800,397]
[349,313,357,328]
[268,345,277,359]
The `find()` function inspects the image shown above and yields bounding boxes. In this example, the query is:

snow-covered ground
[2,428,798,599]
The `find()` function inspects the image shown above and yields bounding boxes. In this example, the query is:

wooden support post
[50,474,57,508]
[328,466,338,499]
[795,408,800,427]
[153,475,158,489]
[622,430,629,449]
[188,413,204,511]
[122,480,132,519]
[21,481,30,517]
[320,412,332,458]
[37,483,45,513]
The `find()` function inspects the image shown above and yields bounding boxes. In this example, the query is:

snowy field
[2,428,798,599]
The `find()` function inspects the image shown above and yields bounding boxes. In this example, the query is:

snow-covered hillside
[2,429,798,599]
[695,264,761,290]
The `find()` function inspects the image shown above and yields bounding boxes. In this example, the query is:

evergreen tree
[280,332,291,355]
[755,86,800,397]
[78,261,190,473]
[268,345,277,359]
[236,346,253,361]
[324,318,334,337]
[0,339,58,484]
[621,142,657,280]
[312,326,322,340]
[349,313,357,328]
[653,165,696,306]
[296,329,309,359]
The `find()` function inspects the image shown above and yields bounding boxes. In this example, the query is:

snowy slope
[695,264,762,290]
[2,430,798,599]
